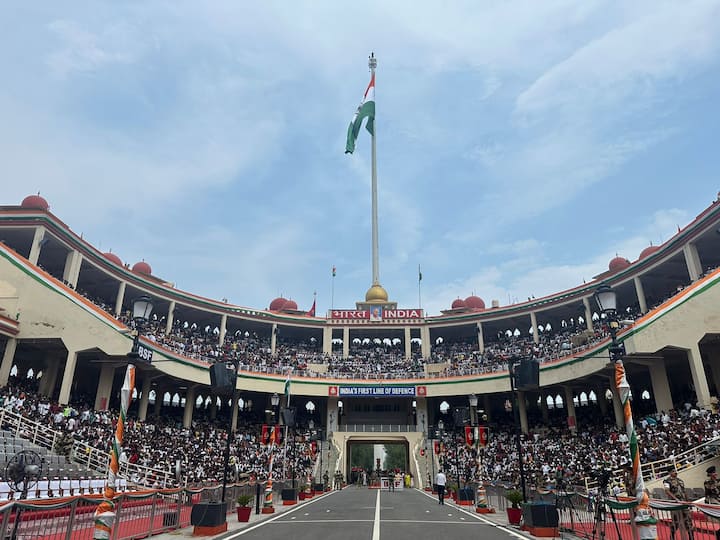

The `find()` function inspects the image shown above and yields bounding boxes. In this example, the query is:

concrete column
[683,243,702,282]
[322,326,332,354]
[688,344,711,409]
[648,361,673,413]
[564,386,577,432]
[404,327,412,360]
[0,338,18,386]
[183,386,197,428]
[58,350,78,405]
[583,297,594,332]
[633,277,648,314]
[230,395,239,432]
[94,364,116,411]
[415,397,428,433]
[153,388,163,417]
[219,314,227,345]
[165,301,176,335]
[138,377,152,421]
[62,250,82,289]
[327,397,339,435]
[540,392,549,423]
[517,391,529,434]
[342,327,350,358]
[39,357,60,397]
[114,282,126,318]
[421,327,431,358]
[710,361,720,397]
[209,395,218,420]
[477,322,485,353]
[271,323,278,354]
[610,383,624,429]
[28,226,46,266]
[530,312,539,345]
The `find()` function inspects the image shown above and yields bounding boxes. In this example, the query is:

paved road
[219,488,525,540]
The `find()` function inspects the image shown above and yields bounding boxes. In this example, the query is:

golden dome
[365,283,389,303]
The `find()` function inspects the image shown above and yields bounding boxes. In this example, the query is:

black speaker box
[209,363,234,395]
[516,359,540,390]
[190,502,227,527]
[281,407,296,427]
[522,503,559,528]
[452,406,469,427]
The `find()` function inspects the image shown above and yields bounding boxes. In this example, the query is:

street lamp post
[594,284,657,535]
[128,295,154,362]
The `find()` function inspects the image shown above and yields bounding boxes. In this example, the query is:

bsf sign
[136,344,154,363]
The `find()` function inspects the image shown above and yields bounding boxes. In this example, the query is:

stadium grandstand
[1,192,720,537]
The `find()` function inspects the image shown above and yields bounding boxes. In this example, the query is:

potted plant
[299,485,308,500]
[505,489,523,525]
[236,494,253,522]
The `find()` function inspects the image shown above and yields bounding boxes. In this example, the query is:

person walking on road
[435,470,447,505]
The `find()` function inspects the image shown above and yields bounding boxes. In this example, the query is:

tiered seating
[0,430,104,500]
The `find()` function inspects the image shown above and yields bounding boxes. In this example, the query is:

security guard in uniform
[664,468,694,540]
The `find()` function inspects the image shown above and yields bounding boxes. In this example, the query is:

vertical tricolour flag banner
[284,369,292,402]
[345,73,375,154]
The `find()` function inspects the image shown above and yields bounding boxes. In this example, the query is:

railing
[341,424,417,433]
[583,436,720,492]
[0,408,173,489]
[485,484,720,539]
[0,482,262,540]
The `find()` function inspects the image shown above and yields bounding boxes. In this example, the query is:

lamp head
[594,284,617,314]
[468,394,478,407]
[132,295,154,325]
[270,393,280,407]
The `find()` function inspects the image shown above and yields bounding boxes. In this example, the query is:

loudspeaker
[281,407,296,428]
[516,359,540,390]
[522,503,559,528]
[190,502,227,527]
[209,363,234,395]
[452,406,469,427]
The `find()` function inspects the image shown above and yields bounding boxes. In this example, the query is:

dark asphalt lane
[221,487,525,540]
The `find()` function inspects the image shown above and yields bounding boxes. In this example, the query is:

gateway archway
[346,438,410,484]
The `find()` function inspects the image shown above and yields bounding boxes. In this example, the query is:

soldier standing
[664,468,694,540]
[705,466,720,504]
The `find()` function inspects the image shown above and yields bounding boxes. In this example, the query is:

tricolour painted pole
[93,364,135,539]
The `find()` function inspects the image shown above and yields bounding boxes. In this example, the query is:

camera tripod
[554,478,586,540]
[589,483,623,540]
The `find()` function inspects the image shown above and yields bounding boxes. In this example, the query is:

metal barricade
[0,482,253,540]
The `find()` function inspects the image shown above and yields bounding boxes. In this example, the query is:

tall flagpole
[418,264,422,310]
[369,53,380,286]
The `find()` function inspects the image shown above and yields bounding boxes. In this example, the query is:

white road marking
[372,488,381,540]
[417,488,527,540]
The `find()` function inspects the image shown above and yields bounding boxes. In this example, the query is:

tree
[383,444,406,471]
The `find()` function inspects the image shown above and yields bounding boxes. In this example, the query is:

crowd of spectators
[434,404,720,494]
[60,267,710,383]
[4,376,720,500]
[0,382,316,488]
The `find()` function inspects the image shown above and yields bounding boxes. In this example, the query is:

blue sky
[2,1,720,316]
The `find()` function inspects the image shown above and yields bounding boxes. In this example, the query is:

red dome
[451,298,466,309]
[132,261,152,275]
[283,300,298,310]
[21,194,49,210]
[639,245,660,259]
[103,252,122,266]
[464,295,486,310]
[608,256,630,273]
[269,297,287,311]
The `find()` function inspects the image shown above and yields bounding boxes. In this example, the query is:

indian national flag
[284,369,292,400]
[345,73,375,154]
